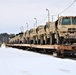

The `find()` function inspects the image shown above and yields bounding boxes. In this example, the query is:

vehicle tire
[50,33,54,44]
[40,37,43,45]
[56,33,60,44]
[45,36,47,44]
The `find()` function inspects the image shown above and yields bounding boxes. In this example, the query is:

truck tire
[56,33,60,44]
[50,34,54,44]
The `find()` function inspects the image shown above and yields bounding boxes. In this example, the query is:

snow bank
[0,45,76,75]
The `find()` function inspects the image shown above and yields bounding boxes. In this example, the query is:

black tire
[50,33,55,44]
[56,33,60,44]
[40,37,43,45]
[50,34,53,44]
[45,36,47,44]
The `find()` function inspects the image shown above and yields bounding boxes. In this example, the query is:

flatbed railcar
[7,16,76,57]
[6,44,76,57]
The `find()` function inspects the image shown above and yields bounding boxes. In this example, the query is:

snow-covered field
[0,45,76,75]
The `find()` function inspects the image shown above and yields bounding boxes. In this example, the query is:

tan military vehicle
[9,16,76,45]
[18,32,24,44]
[36,25,45,44]
[45,16,76,44]
[55,16,76,44]
[14,34,19,44]
[14,34,20,44]
[13,35,17,44]
[9,37,15,44]
[9,35,17,44]
[9,38,12,44]
[29,28,36,44]
[24,30,30,44]
[44,22,55,44]
[12,33,23,44]
[22,32,26,44]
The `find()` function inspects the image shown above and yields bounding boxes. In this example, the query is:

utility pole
[20,26,23,33]
[34,23,35,29]
[26,23,28,31]
[46,9,50,22]
[34,18,38,44]
[20,26,24,33]
[34,18,37,28]
[26,22,29,44]
[52,15,53,22]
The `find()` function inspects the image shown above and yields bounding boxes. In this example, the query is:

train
[6,16,76,57]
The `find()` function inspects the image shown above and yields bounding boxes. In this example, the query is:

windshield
[72,17,76,25]
[61,17,71,25]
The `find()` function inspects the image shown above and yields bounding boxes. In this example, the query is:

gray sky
[0,0,76,34]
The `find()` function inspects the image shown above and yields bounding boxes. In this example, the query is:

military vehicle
[36,25,45,44]
[14,34,19,44]
[9,37,14,44]
[18,32,24,44]
[8,16,76,45]
[29,28,36,44]
[24,30,30,44]
[9,35,17,44]
[44,22,55,44]
[9,33,23,44]
[45,16,76,44]
[22,32,26,44]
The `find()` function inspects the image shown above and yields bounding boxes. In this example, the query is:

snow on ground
[0,45,76,75]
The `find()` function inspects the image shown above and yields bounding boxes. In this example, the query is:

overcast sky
[0,0,76,34]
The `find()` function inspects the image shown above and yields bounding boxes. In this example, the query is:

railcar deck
[6,44,76,57]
